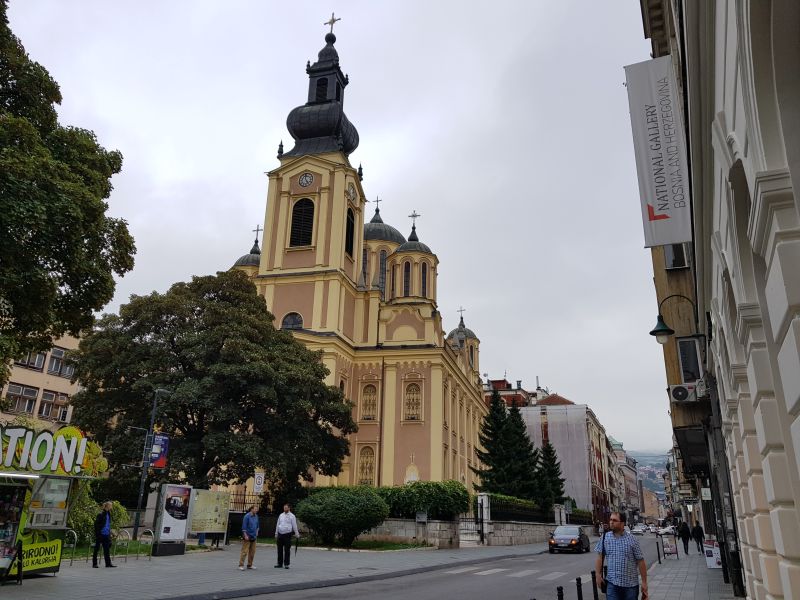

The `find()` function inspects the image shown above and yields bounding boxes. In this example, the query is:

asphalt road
[260,536,660,600]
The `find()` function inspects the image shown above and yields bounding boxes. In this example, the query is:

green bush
[484,492,538,510]
[376,480,469,520]
[296,486,389,547]
[67,480,129,543]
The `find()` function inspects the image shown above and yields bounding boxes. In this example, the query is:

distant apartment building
[1,336,79,428]
[483,378,534,407]
[610,438,641,524]
[521,396,612,522]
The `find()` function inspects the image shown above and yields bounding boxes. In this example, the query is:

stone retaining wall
[359,518,459,549]
[484,520,556,546]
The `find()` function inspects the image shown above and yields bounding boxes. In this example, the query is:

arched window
[315,78,328,102]
[281,312,303,329]
[345,208,355,257]
[469,345,474,367]
[339,380,346,394]
[379,250,387,299]
[403,261,411,297]
[404,383,421,420]
[361,384,377,420]
[391,265,396,297]
[290,199,314,247]
[421,263,428,298]
[358,447,375,485]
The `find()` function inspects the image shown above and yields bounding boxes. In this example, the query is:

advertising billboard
[155,484,193,542]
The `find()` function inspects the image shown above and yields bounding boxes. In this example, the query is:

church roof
[447,315,479,345]
[396,225,433,255]
[233,238,261,268]
[283,33,359,159]
[364,208,406,245]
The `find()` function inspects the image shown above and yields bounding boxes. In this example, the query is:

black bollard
[590,571,600,600]
[576,577,584,600]
[657,536,662,564]
[557,585,564,600]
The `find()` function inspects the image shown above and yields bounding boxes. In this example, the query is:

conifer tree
[536,441,566,513]
[472,389,508,494]
[473,392,540,500]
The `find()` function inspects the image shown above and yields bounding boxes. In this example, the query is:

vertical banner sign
[624,56,692,247]
[149,433,169,469]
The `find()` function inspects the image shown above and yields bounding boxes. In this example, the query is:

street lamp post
[132,388,169,540]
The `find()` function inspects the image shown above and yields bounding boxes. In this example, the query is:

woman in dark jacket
[678,521,692,555]
[93,501,116,568]
[691,522,705,554]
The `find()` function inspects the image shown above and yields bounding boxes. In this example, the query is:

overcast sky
[9,1,672,452]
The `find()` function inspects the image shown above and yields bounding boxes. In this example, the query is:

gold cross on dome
[408,210,421,226]
[457,306,466,318]
[324,12,341,34]
[252,224,263,241]
[372,196,382,209]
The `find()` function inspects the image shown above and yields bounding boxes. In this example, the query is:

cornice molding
[748,168,795,257]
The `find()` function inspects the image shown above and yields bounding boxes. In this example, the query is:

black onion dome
[396,224,433,254]
[283,33,359,158]
[233,239,261,268]
[364,208,406,245]
[447,316,479,344]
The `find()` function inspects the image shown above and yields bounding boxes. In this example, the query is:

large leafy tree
[69,270,357,495]
[472,391,539,500]
[0,1,135,384]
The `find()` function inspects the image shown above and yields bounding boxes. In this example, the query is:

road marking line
[474,568,510,575]
[539,571,568,580]
[444,566,481,574]
[508,569,540,578]
[576,573,592,584]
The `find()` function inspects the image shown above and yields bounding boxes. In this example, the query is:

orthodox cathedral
[232,31,487,491]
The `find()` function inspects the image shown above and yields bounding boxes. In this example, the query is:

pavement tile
[647,549,735,600]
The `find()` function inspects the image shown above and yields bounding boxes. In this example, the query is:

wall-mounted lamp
[649,294,696,345]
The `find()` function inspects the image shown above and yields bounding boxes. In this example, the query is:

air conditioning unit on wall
[669,384,696,402]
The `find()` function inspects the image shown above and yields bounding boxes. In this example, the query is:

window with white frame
[57,406,69,422]
[39,391,55,418]
[16,351,46,371]
[6,383,38,413]
[47,347,74,378]
[664,243,690,269]
[677,337,703,383]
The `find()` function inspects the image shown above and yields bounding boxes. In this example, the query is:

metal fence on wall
[489,497,553,523]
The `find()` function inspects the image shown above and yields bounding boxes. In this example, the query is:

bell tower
[257,29,366,342]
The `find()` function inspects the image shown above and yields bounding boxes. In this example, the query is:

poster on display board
[155,484,193,542]
[188,490,230,534]
[704,539,722,568]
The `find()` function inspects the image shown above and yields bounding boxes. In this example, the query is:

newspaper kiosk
[0,425,106,580]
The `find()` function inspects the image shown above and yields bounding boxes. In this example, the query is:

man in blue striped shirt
[595,512,648,600]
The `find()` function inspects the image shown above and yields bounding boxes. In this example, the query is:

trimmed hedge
[484,492,538,510]
[296,486,389,546]
[376,480,469,521]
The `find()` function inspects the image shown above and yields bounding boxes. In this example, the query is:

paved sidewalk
[0,541,552,600]
[648,544,736,599]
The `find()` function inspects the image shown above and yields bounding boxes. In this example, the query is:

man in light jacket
[238,505,259,570]
[274,503,300,569]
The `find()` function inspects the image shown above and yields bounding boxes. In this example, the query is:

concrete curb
[155,548,550,600]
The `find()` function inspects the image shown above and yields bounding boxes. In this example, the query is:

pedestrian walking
[92,501,117,568]
[274,503,300,569]
[238,505,259,571]
[595,512,648,600]
[691,521,705,554]
[678,521,691,555]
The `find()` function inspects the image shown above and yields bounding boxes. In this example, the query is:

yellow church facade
[233,31,487,492]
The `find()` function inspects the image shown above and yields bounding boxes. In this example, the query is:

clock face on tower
[299,172,314,187]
